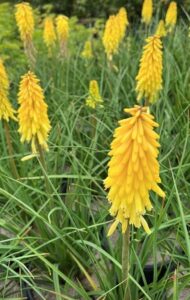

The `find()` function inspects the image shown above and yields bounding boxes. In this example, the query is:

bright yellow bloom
[136,35,163,103]
[43,17,56,53]
[142,0,153,25]
[86,80,103,109]
[81,41,93,59]
[104,106,165,236]
[102,15,120,60]
[18,71,51,153]
[165,2,177,32]
[15,2,34,44]
[0,59,16,121]
[117,7,129,43]
[156,20,167,37]
[0,91,16,122]
[56,15,69,56]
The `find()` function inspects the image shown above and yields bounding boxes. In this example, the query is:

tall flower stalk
[15,2,35,68]
[17,71,51,191]
[104,106,165,295]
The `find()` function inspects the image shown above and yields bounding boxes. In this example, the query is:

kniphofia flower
[136,35,163,103]
[86,80,103,109]
[18,71,51,152]
[165,2,177,32]
[104,106,165,236]
[117,7,129,43]
[15,2,35,65]
[56,15,69,57]
[43,17,56,55]
[102,15,120,60]
[142,0,153,25]
[156,20,167,37]
[0,59,16,121]
[81,41,93,59]
[15,2,34,44]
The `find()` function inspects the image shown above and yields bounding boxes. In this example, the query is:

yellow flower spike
[0,59,16,122]
[15,2,35,66]
[15,2,34,44]
[136,35,163,104]
[85,80,103,109]
[116,7,129,43]
[102,15,120,61]
[81,40,93,59]
[156,20,167,37]
[56,15,69,57]
[142,0,153,25]
[43,16,56,55]
[165,1,177,32]
[18,71,51,152]
[104,105,165,236]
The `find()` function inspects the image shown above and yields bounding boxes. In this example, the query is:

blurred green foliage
[1,0,190,19]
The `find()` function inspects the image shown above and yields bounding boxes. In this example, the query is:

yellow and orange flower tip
[18,71,51,153]
[156,20,167,37]
[165,1,177,32]
[85,80,103,109]
[43,16,56,53]
[136,35,163,103]
[81,40,93,59]
[141,0,153,25]
[15,2,34,44]
[104,105,165,236]
[116,7,129,43]
[0,59,16,122]
[102,15,120,61]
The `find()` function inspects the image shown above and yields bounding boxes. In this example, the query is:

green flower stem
[36,140,51,196]
[122,222,131,300]
[3,121,19,179]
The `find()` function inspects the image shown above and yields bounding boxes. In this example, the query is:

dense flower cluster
[86,80,103,109]
[15,2,34,44]
[117,7,129,43]
[102,15,120,60]
[56,15,69,56]
[136,35,163,103]
[0,59,16,121]
[102,8,129,60]
[43,17,56,54]
[104,106,165,236]
[142,0,153,25]
[165,1,177,32]
[18,71,51,152]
